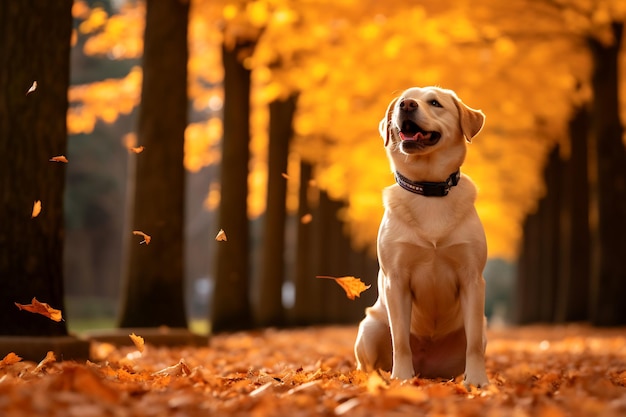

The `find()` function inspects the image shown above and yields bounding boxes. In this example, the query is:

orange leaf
[15,297,63,322]
[316,276,371,300]
[31,200,42,218]
[49,155,69,163]
[33,351,56,374]
[130,146,144,154]
[215,228,227,241]
[300,214,313,224]
[0,352,22,368]
[132,230,151,245]
[281,173,289,179]
[152,360,191,377]
[26,81,37,95]
[129,333,145,353]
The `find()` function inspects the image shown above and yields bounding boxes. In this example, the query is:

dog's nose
[399,98,418,112]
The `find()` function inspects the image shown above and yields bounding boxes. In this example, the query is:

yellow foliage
[82,2,145,59]
[71,0,621,259]
[78,6,108,34]
[68,67,142,135]
[184,118,223,172]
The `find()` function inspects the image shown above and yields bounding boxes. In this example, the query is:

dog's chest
[382,192,460,245]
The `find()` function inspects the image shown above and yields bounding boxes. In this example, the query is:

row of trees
[516,23,626,325]
[1,0,625,340]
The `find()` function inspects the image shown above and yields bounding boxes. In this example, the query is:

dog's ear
[379,97,398,147]
[454,99,485,143]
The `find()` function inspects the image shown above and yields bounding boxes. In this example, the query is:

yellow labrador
[354,86,489,387]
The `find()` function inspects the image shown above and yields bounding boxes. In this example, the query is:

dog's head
[380,87,485,154]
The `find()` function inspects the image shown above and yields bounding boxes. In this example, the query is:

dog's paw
[391,368,415,380]
[463,372,489,389]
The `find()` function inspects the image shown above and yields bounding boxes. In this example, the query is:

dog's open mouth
[399,120,441,145]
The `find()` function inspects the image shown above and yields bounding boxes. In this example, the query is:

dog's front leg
[386,278,414,380]
[461,277,489,388]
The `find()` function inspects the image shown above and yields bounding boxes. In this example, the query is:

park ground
[0,325,625,416]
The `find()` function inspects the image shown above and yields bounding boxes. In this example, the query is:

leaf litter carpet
[1,325,625,416]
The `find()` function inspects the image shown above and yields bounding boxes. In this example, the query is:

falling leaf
[300,213,313,224]
[33,351,56,374]
[49,155,69,163]
[215,229,227,241]
[281,173,289,179]
[0,352,22,368]
[132,230,151,245]
[15,297,63,322]
[130,146,144,154]
[129,333,145,353]
[26,81,37,95]
[316,275,371,300]
[31,200,42,218]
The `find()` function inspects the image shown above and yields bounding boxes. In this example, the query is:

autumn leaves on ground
[0,325,624,417]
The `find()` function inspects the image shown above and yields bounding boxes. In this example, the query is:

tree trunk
[256,94,298,327]
[292,162,325,325]
[312,192,364,323]
[555,106,590,322]
[538,147,561,322]
[118,0,189,328]
[515,212,542,324]
[587,23,626,326]
[211,40,256,332]
[0,0,72,336]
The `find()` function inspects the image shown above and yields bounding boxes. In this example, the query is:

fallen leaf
[62,365,121,404]
[31,200,42,218]
[281,173,289,179]
[130,146,144,154]
[26,81,37,95]
[215,229,227,241]
[33,351,56,374]
[132,230,151,245]
[316,275,371,300]
[49,155,69,163]
[0,352,22,368]
[249,381,274,397]
[152,360,191,377]
[14,297,63,322]
[129,333,145,353]
[300,214,313,224]
[335,398,361,415]
[366,370,389,394]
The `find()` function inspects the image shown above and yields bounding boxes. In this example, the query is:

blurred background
[61,0,625,333]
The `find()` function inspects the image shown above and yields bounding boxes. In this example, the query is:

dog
[354,86,489,388]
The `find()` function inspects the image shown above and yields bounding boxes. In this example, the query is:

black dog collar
[394,169,461,197]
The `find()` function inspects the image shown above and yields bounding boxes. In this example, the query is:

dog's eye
[429,99,442,108]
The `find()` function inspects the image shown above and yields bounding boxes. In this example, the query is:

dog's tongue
[400,132,425,141]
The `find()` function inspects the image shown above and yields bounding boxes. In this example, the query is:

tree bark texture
[555,106,590,322]
[292,162,325,325]
[256,94,298,327]
[587,23,626,326]
[118,0,189,328]
[0,0,72,336]
[210,40,257,332]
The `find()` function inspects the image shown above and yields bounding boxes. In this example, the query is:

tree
[0,0,73,336]
[211,39,257,332]
[587,22,626,326]
[118,0,189,328]
[292,162,325,325]
[256,94,298,327]
[554,105,590,322]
